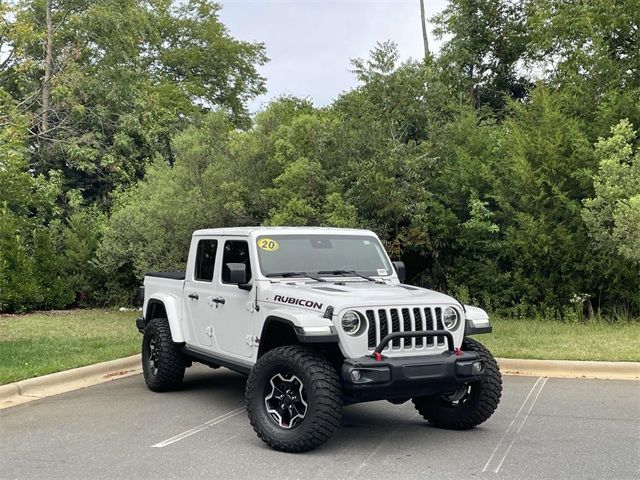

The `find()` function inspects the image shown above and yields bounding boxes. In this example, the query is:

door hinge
[246,301,258,313]
[206,326,214,337]
[245,335,260,347]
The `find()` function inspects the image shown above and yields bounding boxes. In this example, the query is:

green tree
[3,3,632,318]
[424,108,507,305]
[1,0,267,204]
[0,91,72,311]
[332,42,445,253]
[60,192,106,306]
[491,89,637,313]
[433,0,530,110]
[583,120,640,265]
[526,0,640,137]
[97,112,246,283]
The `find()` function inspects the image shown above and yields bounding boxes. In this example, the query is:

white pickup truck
[137,227,501,452]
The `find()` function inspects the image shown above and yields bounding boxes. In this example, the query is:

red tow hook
[373,352,383,362]
[454,347,463,357]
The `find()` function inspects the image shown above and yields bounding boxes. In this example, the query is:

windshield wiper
[317,270,383,283]
[265,272,326,282]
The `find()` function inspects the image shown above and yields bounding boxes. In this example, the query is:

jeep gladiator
[137,227,501,452]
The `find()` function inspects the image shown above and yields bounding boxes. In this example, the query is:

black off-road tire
[412,337,502,430]
[245,346,342,452]
[142,317,187,392]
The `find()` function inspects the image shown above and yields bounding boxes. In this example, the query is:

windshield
[256,234,393,278]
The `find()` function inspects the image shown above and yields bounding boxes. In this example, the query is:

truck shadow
[178,366,486,452]
[181,365,247,393]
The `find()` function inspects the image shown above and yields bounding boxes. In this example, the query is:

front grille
[365,306,447,352]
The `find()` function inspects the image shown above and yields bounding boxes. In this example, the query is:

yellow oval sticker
[258,238,279,251]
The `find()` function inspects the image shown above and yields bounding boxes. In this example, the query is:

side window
[194,239,217,282]
[222,240,252,283]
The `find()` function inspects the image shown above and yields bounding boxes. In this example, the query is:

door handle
[188,293,199,300]
[206,296,225,307]
[207,296,225,307]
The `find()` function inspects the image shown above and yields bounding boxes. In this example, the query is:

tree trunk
[419,0,430,60]
[469,64,479,109]
[41,0,53,138]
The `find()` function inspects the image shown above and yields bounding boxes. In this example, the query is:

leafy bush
[583,120,640,265]
[2,1,639,318]
[0,108,73,312]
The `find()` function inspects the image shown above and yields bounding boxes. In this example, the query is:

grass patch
[476,316,640,362]
[1,310,637,385]
[0,309,140,385]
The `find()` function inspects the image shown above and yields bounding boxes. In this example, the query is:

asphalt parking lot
[1,366,639,480]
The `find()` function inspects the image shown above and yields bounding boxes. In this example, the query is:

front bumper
[341,350,483,404]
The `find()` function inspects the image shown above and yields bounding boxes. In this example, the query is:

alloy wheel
[264,373,307,429]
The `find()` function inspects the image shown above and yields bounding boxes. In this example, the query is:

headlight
[443,307,460,330]
[341,311,362,335]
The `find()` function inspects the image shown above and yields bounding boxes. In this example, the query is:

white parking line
[211,433,240,448]
[151,407,245,448]
[352,425,401,476]
[482,376,548,473]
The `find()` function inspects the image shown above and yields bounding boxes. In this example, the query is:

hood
[259,280,460,313]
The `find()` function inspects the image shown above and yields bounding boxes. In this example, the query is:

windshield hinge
[246,301,258,313]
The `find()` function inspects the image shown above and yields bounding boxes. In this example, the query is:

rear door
[184,237,218,348]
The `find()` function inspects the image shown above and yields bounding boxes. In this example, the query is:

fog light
[351,370,362,382]
[472,361,483,374]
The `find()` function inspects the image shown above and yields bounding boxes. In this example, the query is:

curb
[498,358,640,381]
[0,355,141,410]
[1,355,638,410]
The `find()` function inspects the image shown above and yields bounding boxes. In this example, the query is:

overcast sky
[218,0,449,112]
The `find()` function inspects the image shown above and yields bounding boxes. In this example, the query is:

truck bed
[143,273,185,316]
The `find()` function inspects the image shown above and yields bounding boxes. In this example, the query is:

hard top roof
[192,226,375,237]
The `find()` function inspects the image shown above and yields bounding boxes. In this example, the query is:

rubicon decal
[273,294,323,310]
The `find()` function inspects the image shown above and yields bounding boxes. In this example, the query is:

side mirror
[225,262,249,288]
[392,261,406,283]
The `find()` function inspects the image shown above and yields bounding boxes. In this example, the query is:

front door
[212,239,255,358]
[184,238,218,348]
